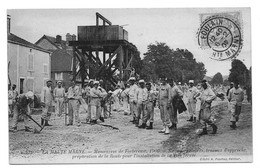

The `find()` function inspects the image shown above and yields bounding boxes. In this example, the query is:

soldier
[199,81,217,135]
[158,77,171,134]
[41,80,53,126]
[67,81,82,126]
[8,84,13,117]
[226,82,234,97]
[136,80,148,128]
[145,82,157,129]
[54,81,65,117]
[228,82,244,129]
[112,85,122,111]
[11,91,34,132]
[169,80,184,129]
[85,79,94,123]
[187,80,198,122]
[128,77,138,124]
[89,81,104,124]
[98,80,107,122]
[120,83,130,115]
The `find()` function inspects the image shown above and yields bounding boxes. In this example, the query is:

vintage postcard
[7,8,252,164]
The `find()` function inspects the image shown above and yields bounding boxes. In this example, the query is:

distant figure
[226,82,234,97]
[228,82,244,129]
[187,80,199,122]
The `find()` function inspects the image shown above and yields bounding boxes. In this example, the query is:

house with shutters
[7,15,51,94]
[35,33,76,88]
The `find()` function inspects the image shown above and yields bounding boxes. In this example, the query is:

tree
[211,72,223,85]
[228,59,249,86]
[140,42,207,83]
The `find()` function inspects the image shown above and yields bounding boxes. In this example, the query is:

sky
[7,8,251,77]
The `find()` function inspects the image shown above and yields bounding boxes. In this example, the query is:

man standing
[67,81,82,126]
[98,80,107,122]
[145,82,157,129]
[199,81,217,135]
[85,79,94,123]
[169,80,184,129]
[158,77,171,134]
[121,83,130,115]
[228,82,244,129]
[41,80,53,126]
[128,77,138,124]
[54,81,65,117]
[226,82,234,97]
[187,80,198,122]
[89,81,103,124]
[136,80,148,128]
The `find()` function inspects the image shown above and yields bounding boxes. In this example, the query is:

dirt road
[9,99,252,164]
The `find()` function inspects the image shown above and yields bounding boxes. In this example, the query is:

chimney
[7,15,11,34]
[56,35,62,44]
[66,33,72,42]
[72,34,76,41]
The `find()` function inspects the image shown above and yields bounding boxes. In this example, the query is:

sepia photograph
[6,7,253,164]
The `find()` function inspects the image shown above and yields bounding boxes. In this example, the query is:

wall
[7,42,51,95]
[36,38,57,51]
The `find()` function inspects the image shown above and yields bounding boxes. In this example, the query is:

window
[55,72,63,80]
[43,64,48,74]
[26,77,34,92]
[28,53,34,71]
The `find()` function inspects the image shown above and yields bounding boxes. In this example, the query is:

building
[35,34,75,89]
[7,15,51,94]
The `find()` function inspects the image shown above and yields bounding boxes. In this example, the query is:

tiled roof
[8,33,50,53]
[36,35,67,50]
[51,49,72,72]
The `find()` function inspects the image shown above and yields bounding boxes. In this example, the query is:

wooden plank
[95,45,122,76]
[96,12,112,25]
[72,46,77,82]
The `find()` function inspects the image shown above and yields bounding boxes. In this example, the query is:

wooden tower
[69,12,138,89]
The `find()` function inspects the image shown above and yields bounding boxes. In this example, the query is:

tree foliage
[140,42,207,83]
[228,59,250,86]
[211,72,223,85]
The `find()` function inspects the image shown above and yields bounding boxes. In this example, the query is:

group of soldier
[8,76,245,136]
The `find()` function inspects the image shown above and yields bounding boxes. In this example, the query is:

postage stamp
[197,12,243,61]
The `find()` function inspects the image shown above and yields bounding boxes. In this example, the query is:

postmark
[197,13,243,61]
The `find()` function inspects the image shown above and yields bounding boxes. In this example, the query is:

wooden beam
[96,12,112,25]
[95,45,122,76]
[72,46,77,82]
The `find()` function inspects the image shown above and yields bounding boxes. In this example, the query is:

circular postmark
[197,14,243,61]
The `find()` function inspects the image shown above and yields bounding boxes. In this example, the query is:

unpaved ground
[9,99,252,164]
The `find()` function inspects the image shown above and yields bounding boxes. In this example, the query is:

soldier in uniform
[187,80,199,122]
[128,77,138,124]
[98,80,107,122]
[67,81,82,126]
[228,82,244,129]
[120,83,130,115]
[85,79,94,123]
[199,81,217,135]
[41,80,53,126]
[145,82,157,129]
[11,91,34,132]
[158,77,171,134]
[136,80,148,128]
[169,80,184,129]
[89,81,104,124]
[54,81,65,117]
